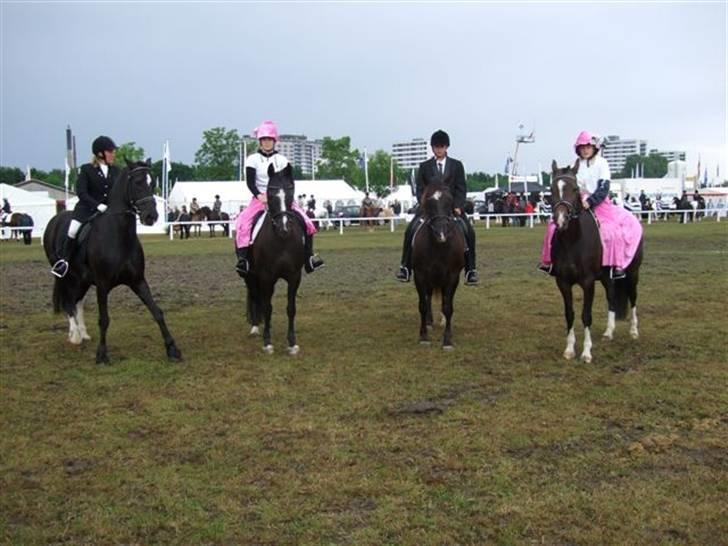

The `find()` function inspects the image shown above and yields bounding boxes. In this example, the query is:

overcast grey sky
[1,1,725,178]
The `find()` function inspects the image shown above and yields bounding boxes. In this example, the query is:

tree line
[0,126,669,195]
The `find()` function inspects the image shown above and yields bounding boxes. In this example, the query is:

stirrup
[306,255,325,273]
[235,258,249,277]
[51,259,69,278]
[396,266,411,283]
[537,263,553,276]
[610,267,626,280]
[465,270,479,285]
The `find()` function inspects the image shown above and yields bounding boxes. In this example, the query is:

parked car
[334,205,361,226]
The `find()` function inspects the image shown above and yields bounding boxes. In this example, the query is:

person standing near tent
[51,136,119,278]
[234,121,324,277]
[1,198,11,224]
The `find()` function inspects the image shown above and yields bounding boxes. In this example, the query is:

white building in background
[650,149,686,162]
[391,138,428,170]
[244,134,322,176]
[601,135,648,176]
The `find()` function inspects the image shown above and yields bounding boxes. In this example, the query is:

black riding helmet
[430,130,450,147]
[92,136,117,157]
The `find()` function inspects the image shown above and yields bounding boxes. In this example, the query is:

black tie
[438,162,443,176]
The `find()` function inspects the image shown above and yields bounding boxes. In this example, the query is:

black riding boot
[304,235,325,273]
[462,218,479,285]
[50,235,76,278]
[396,220,416,282]
[235,246,250,277]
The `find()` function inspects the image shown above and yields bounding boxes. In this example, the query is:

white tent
[384,184,417,213]
[0,183,58,238]
[167,179,365,215]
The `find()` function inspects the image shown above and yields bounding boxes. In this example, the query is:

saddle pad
[250,211,267,245]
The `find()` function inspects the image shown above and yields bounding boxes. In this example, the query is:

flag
[163,141,172,174]
[64,157,70,190]
[389,156,394,187]
[504,156,512,174]
[704,167,708,187]
[697,155,701,183]
[25,165,31,181]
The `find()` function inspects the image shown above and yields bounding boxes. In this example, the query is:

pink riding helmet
[574,130,600,154]
[255,120,279,141]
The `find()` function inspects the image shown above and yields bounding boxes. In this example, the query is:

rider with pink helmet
[538,130,642,279]
[234,121,324,276]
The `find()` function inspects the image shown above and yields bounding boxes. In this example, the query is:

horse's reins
[122,166,156,217]
[553,174,599,225]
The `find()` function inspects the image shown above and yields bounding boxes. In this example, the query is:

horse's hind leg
[286,274,301,355]
[580,281,595,363]
[130,279,182,362]
[415,279,431,345]
[262,285,275,354]
[441,282,457,350]
[628,272,640,340]
[95,286,111,364]
[75,289,92,342]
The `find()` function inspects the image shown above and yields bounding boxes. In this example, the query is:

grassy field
[1,220,727,545]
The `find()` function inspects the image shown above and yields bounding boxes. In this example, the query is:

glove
[97,204,108,213]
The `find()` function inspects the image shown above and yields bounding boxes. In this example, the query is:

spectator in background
[213,194,222,213]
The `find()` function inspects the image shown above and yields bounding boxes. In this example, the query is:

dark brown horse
[2,212,34,245]
[360,204,381,228]
[244,163,305,355]
[201,206,230,237]
[411,182,466,349]
[549,160,643,363]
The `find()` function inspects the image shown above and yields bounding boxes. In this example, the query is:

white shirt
[576,154,611,195]
[246,151,290,194]
[99,163,109,178]
[436,157,447,174]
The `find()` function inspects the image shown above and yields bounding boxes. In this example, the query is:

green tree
[0,166,24,185]
[619,154,668,178]
[195,127,240,180]
[151,160,197,187]
[315,136,363,187]
[115,142,146,165]
[365,150,406,196]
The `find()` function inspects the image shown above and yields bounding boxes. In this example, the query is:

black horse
[2,212,34,245]
[42,159,182,364]
[549,160,643,363]
[411,182,466,349]
[244,163,305,355]
[175,210,192,239]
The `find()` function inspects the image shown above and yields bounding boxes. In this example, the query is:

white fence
[162,208,725,240]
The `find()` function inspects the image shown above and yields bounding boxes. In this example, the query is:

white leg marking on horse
[249,326,260,336]
[581,327,593,363]
[68,315,82,345]
[263,344,274,354]
[440,313,446,327]
[564,327,576,360]
[603,310,615,340]
[76,300,91,341]
[288,344,300,356]
[630,306,639,339]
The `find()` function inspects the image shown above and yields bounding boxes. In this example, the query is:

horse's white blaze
[278,189,286,212]
[76,300,91,341]
[564,327,576,359]
[431,191,442,201]
[556,209,566,229]
[557,179,565,197]
[630,306,639,339]
[603,310,615,339]
[146,174,152,186]
[581,327,593,363]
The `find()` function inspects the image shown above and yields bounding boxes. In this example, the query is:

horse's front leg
[557,279,576,360]
[441,280,457,350]
[262,284,275,354]
[286,273,301,355]
[580,280,595,363]
[95,285,111,364]
[415,277,430,345]
[130,279,182,362]
[601,277,616,340]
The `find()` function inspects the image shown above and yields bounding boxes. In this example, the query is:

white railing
[161,208,725,240]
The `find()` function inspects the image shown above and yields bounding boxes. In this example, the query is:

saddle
[249,210,306,246]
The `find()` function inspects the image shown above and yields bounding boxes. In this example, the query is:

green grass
[1,221,727,544]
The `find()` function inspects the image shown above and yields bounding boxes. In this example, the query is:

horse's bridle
[125,165,156,217]
[552,174,582,221]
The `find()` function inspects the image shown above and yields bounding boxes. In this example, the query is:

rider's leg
[304,234,325,273]
[537,221,556,275]
[234,199,264,277]
[396,217,417,282]
[462,217,479,285]
[51,219,81,278]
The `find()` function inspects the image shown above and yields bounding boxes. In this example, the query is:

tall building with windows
[244,134,323,176]
[601,135,647,176]
[391,138,428,170]
[649,149,686,162]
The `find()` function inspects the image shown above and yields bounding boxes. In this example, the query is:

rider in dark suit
[51,136,120,278]
[395,130,479,285]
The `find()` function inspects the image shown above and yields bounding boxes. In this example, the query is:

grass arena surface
[1,221,726,545]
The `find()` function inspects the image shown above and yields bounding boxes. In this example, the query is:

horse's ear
[551,160,558,173]
[267,163,276,177]
[572,159,580,173]
[283,163,293,178]
[125,158,133,168]
[145,157,152,167]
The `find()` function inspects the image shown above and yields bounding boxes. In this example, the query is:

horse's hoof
[630,330,639,340]
[167,347,183,362]
[263,345,274,354]
[442,344,454,351]
[288,345,300,356]
[563,350,575,360]
[602,331,613,340]
[81,332,91,341]
[580,354,592,363]
[68,333,83,345]
[96,356,110,365]
[419,340,431,346]
[250,326,260,336]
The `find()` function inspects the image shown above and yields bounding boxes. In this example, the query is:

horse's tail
[613,279,630,320]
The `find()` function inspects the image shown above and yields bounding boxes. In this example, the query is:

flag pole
[364,147,369,194]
